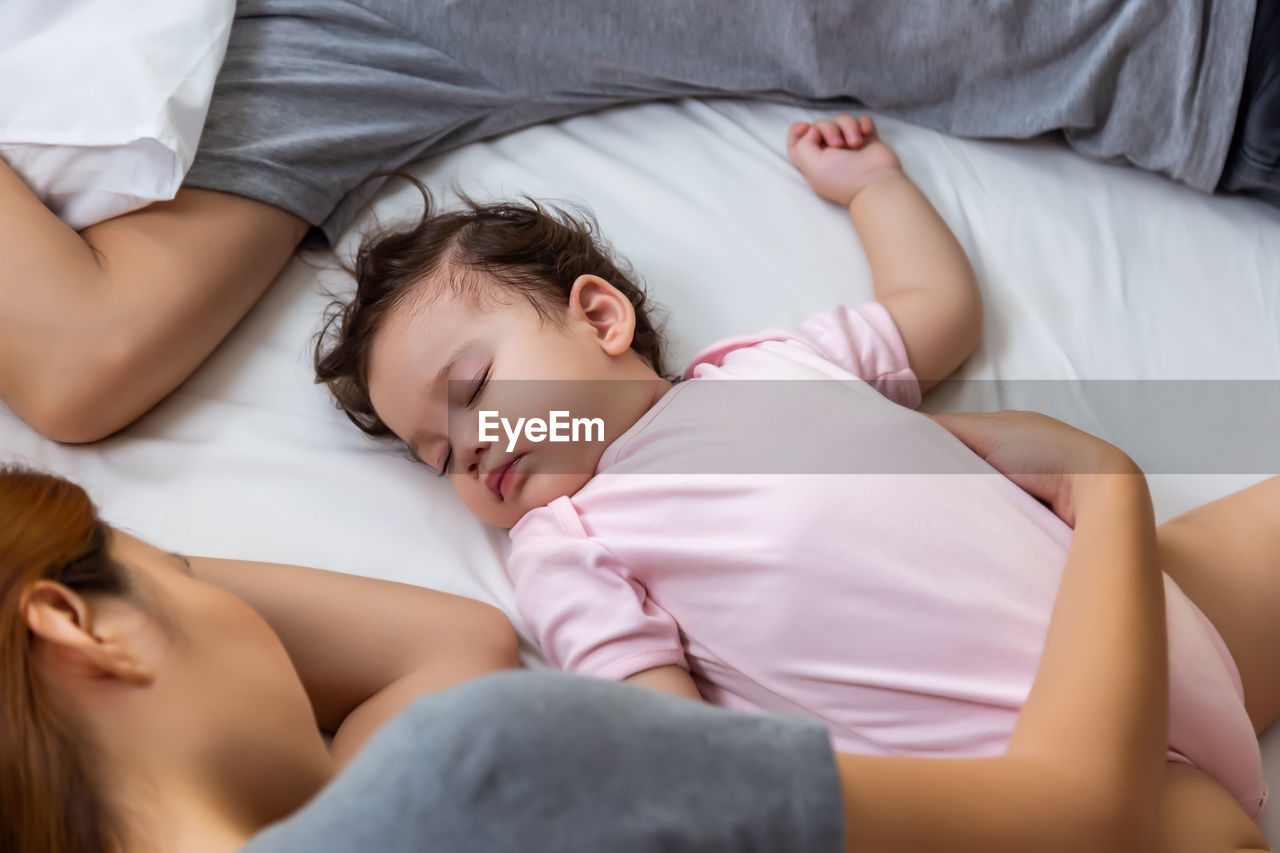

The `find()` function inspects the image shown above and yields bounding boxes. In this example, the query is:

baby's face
[367,277,668,528]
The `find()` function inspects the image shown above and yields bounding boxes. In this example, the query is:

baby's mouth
[486,454,525,500]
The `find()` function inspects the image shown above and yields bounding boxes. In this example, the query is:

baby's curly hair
[315,184,673,439]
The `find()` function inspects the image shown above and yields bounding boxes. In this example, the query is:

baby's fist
[786,115,902,206]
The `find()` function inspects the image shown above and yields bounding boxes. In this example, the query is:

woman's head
[316,191,676,527]
[0,467,331,852]
[0,467,129,852]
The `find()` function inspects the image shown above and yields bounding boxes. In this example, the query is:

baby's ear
[569,275,636,355]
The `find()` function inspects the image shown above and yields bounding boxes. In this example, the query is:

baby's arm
[626,664,705,702]
[787,115,981,395]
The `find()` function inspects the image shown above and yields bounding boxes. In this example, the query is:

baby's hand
[786,115,902,207]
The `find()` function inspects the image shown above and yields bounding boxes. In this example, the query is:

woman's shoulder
[240,673,571,852]
[241,672,844,853]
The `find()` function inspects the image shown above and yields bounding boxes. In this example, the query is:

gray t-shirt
[240,671,843,853]
[186,0,1255,244]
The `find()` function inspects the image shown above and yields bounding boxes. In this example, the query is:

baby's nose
[467,443,488,474]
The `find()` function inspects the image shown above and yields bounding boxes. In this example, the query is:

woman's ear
[21,580,154,686]
[568,275,636,356]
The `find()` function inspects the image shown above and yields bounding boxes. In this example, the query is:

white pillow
[0,0,234,230]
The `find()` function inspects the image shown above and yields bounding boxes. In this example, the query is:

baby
[316,116,1266,818]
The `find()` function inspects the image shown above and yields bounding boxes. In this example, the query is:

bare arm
[848,171,982,394]
[0,161,308,442]
[626,471,1162,850]
[625,664,704,702]
[833,412,1166,853]
[836,472,1163,853]
[627,414,1165,849]
[787,116,982,394]
[187,557,519,763]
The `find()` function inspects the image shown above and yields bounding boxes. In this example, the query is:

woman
[0,411,1268,852]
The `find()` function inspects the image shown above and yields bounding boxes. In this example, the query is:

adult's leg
[0,164,307,442]
[1155,476,1280,735]
[1218,0,1280,206]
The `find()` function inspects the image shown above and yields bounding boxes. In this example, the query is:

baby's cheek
[456,481,496,524]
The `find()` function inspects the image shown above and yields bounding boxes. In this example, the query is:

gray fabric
[1219,0,1280,203]
[239,671,843,853]
[186,0,1256,244]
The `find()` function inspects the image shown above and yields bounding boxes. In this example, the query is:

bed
[4,98,1280,840]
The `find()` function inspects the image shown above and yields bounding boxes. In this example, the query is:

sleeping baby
[316,115,1267,819]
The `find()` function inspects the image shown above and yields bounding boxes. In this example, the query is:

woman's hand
[928,410,1141,527]
[786,114,903,206]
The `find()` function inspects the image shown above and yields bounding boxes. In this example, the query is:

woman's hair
[0,466,129,853]
[315,184,674,439]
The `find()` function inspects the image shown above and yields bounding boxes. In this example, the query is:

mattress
[4,98,1280,840]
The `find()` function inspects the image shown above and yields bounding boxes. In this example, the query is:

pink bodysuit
[506,302,1267,817]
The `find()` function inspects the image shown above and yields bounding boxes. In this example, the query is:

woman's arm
[0,161,307,442]
[187,557,519,763]
[833,412,1166,853]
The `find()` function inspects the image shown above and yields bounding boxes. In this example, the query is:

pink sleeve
[507,498,687,681]
[789,302,921,408]
[684,302,921,409]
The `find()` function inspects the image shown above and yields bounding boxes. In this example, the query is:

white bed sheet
[4,98,1280,840]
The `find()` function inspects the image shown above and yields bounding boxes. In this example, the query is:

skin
[0,162,309,443]
[23,530,518,853]
[367,278,672,529]
[25,532,330,851]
